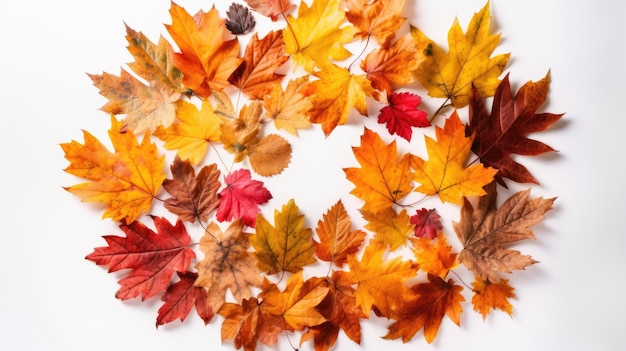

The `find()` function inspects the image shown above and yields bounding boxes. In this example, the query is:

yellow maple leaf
[344,128,413,213]
[283,0,357,72]
[412,2,509,110]
[61,116,165,222]
[153,99,222,166]
[263,77,312,135]
[362,207,414,252]
[411,111,497,204]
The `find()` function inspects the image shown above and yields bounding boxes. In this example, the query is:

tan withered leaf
[454,182,555,282]
[313,200,367,267]
[163,156,221,223]
[263,76,312,135]
[195,219,263,315]
[248,134,292,177]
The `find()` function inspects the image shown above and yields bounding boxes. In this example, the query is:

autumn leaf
[162,157,221,223]
[248,134,292,177]
[348,240,418,317]
[313,200,367,267]
[263,76,312,135]
[300,272,366,351]
[216,168,272,227]
[412,2,510,110]
[468,72,564,185]
[244,0,295,22]
[226,3,256,35]
[229,30,288,100]
[303,63,373,136]
[261,271,329,330]
[377,92,430,142]
[344,128,413,213]
[153,99,223,166]
[454,182,555,282]
[410,233,458,278]
[345,0,406,45]
[195,219,263,315]
[250,199,316,274]
[85,216,195,301]
[362,207,414,251]
[61,116,165,223]
[411,111,497,205]
[88,24,183,133]
[471,276,516,320]
[361,35,425,94]
[283,0,357,72]
[410,208,442,239]
[157,271,213,327]
[384,274,464,343]
[166,3,242,97]
[220,101,262,162]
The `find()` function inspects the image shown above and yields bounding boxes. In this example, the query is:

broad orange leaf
[410,232,459,278]
[344,128,413,213]
[412,2,510,109]
[250,199,316,274]
[195,219,263,315]
[362,207,414,251]
[61,116,165,223]
[471,276,516,320]
[345,0,406,44]
[166,3,242,97]
[313,200,367,267]
[384,274,464,343]
[411,111,497,204]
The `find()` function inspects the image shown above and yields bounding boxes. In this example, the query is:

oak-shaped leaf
[216,168,272,227]
[300,272,366,351]
[384,274,464,343]
[195,219,264,315]
[377,92,429,142]
[163,157,221,223]
[226,3,256,35]
[156,271,213,327]
[412,2,509,110]
[61,116,165,223]
[166,3,242,97]
[229,30,288,100]
[468,72,564,185]
[283,0,357,72]
[244,0,295,21]
[362,207,414,251]
[453,182,555,282]
[471,276,516,320]
[345,0,407,45]
[344,128,413,213]
[263,76,313,135]
[348,240,418,317]
[410,233,458,278]
[85,216,195,301]
[313,200,367,267]
[250,199,316,274]
[153,99,223,166]
[410,208,442,239]
[411,111,497,205]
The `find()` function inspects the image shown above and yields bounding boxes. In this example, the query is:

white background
[1,0,624,350]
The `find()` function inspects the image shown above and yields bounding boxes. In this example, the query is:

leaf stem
[429,99,452,123]
[448,269,472,290]
[347,34,371,72]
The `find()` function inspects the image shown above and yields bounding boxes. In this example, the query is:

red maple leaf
[378,92,429,141]
[157,271,213,327]
[85,216,195,301]
[410,208,443,239]
[216,169,272,227]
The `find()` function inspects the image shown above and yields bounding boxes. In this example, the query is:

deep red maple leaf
[378,92,429,141]
[216,169,272,227]
[85,216,195,301]
[410,208,442,239]
[156,271,213,327]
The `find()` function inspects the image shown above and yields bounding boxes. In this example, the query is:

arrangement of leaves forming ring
[61,0,564,350]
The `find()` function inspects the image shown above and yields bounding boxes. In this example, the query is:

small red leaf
[156,271,213,327]
[378,92,429,141]
[410,208,442,239]
[216,169,272,227]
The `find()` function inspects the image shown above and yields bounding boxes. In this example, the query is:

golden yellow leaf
[220,102,262,162]
[263,77,312,135]
[362,207,414,251]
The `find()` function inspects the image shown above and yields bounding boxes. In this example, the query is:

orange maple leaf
[166,3,242,98]
[61,116,165,223]
[344,128,413,213]
[345,0,407,44]
[244,0,295,22]
[471,276,516,320]
[384,274,465,343]
[410,232,459,278]
[362,207,414,251]
[411,111,497,204]
[195,219,264,315]
[263,76,312,135]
